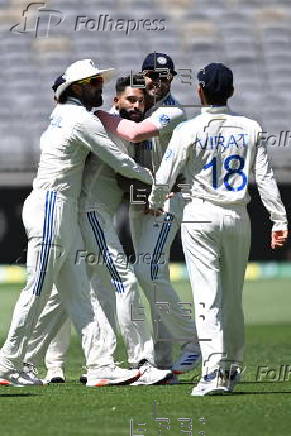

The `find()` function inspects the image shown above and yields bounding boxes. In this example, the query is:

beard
[145,81,170,102]
[145,85,163,100]
[81,88,103,109]
[91,91,103,107]
[119,108,143,122]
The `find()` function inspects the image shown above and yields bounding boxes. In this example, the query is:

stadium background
[0,2,291,435]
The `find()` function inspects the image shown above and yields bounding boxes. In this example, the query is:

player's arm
[253,128,288,249]
[75,114,153,185]
[148,124,191,212]
[95,106,184,143]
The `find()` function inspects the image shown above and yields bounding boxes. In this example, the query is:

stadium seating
[0,0,290,182]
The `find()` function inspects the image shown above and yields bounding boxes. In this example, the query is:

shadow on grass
[0,393,40,398]
[233,391,291,395]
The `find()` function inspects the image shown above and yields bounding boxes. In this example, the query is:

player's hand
[144,207,163,216]
[271,230,288,249]
[115,173,151,195]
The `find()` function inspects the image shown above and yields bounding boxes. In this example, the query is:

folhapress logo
[10,2,64,38]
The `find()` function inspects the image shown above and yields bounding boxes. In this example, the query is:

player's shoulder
[56,102,87,123]
[151,97,184,125]
[173,114,202,133]
[227,111,262,132]
[49,103,88,130]
[171,118,198,143]
[71,106,105,133]
[173,118,193,131]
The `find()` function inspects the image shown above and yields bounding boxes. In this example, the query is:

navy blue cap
[197,63,233,97]
[142,52,177,76]
[52,74,65,93]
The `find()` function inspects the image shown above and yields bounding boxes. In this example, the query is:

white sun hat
[55,58,115,98]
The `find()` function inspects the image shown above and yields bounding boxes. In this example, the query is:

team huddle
[0,53,288,396]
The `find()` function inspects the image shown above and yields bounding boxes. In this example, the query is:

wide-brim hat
[55,58,115,98]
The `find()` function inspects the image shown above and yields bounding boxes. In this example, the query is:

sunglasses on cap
[76,75,103,86]
[143,70,172,81]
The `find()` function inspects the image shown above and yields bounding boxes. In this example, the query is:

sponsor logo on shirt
[158,114,171,126]
[165,148,174,159]
[51,116,63,128]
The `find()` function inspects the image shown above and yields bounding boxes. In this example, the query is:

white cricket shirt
[149,106,287,231]
[136,93,186,172]
[33,98,152,202]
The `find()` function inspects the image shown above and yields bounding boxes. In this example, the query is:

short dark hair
[57,85,77,104]
[197,63,233,105]
[201,86,233,106]
[115,75,145,94]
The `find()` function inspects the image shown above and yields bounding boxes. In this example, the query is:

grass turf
[0,279,291,436]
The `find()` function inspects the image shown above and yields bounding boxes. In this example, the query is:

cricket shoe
[45,367,65,384]
[191,369,228,397]
[172,346,201,374]
[224,367,241,393]
[80,361,126,385]
[0,364,43,387]
[86,365,140,387]
[80,374,87,384]
[0,363,16,386]
[23,363,46,385]
[131,360,173,385]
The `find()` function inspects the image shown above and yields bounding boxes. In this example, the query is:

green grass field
[1,278,291,436]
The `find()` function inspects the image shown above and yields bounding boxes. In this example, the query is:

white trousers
[181,198,251,377]
[129,194,199,368]
[0,190,107,371]
[25,206,154,368]
[81,209,154,366]
[25,282,115,368]
[45,317,71,371]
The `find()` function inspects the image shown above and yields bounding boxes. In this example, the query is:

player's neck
[144,95,154,112]
[144,92,168,111]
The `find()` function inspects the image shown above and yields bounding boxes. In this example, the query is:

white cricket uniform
[45,316,71,373]
[25,120,154,369]
[0,97,152,371]
[149,105,288,375]
[129,93,199,367]
[79,134,155,366]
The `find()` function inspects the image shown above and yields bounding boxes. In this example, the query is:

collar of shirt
[145,92,174,117]
[201,105,230,115]
[66,96,83,106]
[109,106,119,115]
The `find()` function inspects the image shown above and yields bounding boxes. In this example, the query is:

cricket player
[148,63,288,395]
[24,75,172,386]
[96,53,201,371]
[0,59,154,387]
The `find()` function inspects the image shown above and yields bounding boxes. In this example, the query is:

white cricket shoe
[131,361,173,385]
[86,365,140,387]
[22,363,45,385]
[0,364,43,387]
[45,367,65,384]
[80,361,125,385]
[191,370,228,397]
[17,372,44,385]
[172,347,201,374]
